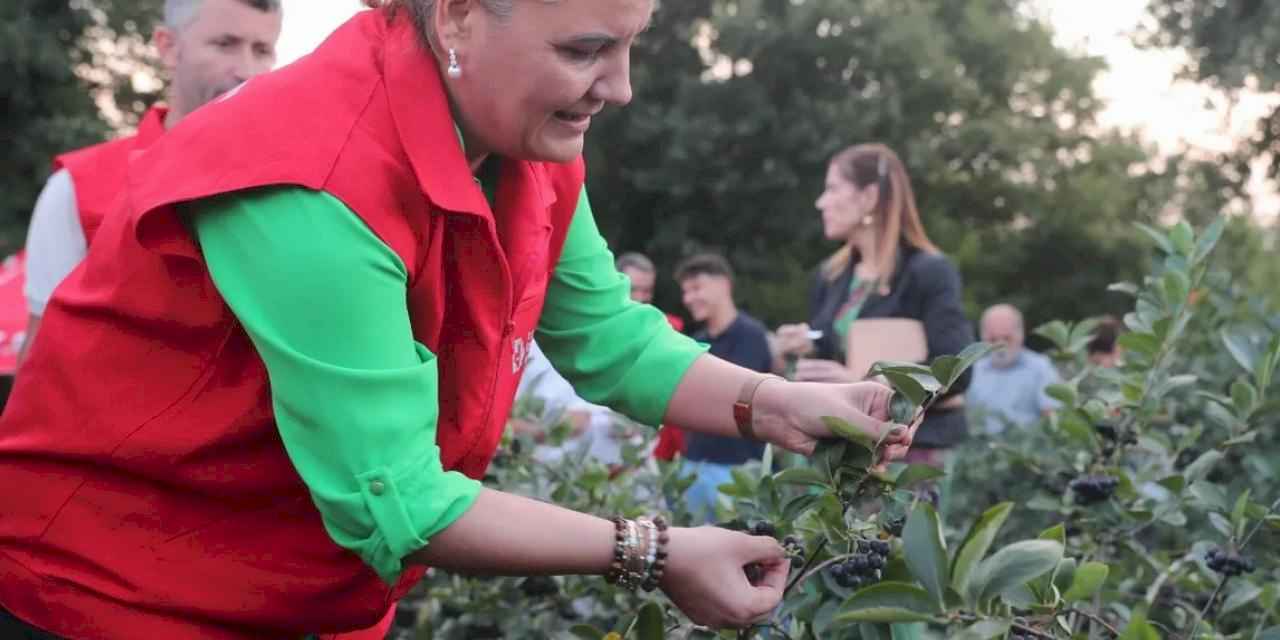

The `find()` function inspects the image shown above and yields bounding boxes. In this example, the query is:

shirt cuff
[352,459,481,584]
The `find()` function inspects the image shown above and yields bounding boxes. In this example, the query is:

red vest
[0,11,583,639]
[52,105,168,245]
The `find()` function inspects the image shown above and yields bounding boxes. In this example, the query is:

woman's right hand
[660,526,788,628]
[775,323,816,357]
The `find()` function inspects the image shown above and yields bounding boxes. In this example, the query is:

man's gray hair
[615,252,656,274]
[165,0,283,31]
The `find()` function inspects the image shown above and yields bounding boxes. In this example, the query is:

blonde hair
[822,143,939,292]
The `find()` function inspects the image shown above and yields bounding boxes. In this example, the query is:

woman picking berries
[0,1,911,638]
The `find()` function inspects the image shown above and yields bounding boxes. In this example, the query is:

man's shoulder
[54,133,141,173]
[1023,350,1056,369]
[733,311,770,337]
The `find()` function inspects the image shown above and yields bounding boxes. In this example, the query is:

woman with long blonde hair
[777,143,975,466]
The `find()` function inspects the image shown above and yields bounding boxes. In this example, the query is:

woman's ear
[434,0,478,51]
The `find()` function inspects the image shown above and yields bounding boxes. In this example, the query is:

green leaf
[1260,333,1280,391]
[1231,379,1259,417]
[1063,562,1109,602]
[832,582,939,625]
[569,624,606,640]
[815,441,848,479]
[1034,321,1071,350]
[1257,626,1280,640]
[1204,400,1239,431]
[1222,329,1259,374]
[1170,220,1195,256]
[952,342,998,379]
[822,416,876,452]
[1191,216,1226,264]
[1209,512,1234,539]
[1134,222,1174,255]
[1223,432,1257,447]
[972,540,1064,604]
[888,463,947,489]
[858,623,894,640]
[929,356,961,391]
[1190,481,1232,513]
[635,602,664,640]
[1232,489,1252,540]
[1223,581,1263,615]
[1162,268,1190,310]
[1157,475,1186,495]
[774,467,829,488]
[876,371,930,407]
[1185,450,1224,484]
[1044,383,1077,407]
[889,392,916,425]
[1119,606,1161,640]
[781,493,820,523]
[1067,318,1102,352]
[957,501,1013,601]
[1038,523,1066,545]
[1117,331,1160,358]
[903,503,949,609]
[952,620,1011,640]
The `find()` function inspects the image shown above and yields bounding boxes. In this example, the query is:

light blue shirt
[968,350,1062,434]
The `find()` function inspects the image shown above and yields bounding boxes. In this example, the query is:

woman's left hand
[753,380,911,462]
[793,358,856,383]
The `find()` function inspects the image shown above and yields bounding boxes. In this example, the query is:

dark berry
[1069,475,1119,505]
[520,576,559,597]
[751,521,778,538]
[744,562,764,584]
[872,540,890,556]
[1207,547,1256,577]
[868,554,885,570]
[791,554,804,570]
[440,603,464,619]
[784,535,801,548]
[558,602,582,621]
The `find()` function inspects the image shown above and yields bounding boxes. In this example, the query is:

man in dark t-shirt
[674,253,773,522]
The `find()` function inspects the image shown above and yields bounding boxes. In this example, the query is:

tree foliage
[587,0,1239,333]
[1139,0,1280,183]
[1,0,160,253]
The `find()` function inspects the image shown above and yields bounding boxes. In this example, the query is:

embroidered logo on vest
[512,330,536,374]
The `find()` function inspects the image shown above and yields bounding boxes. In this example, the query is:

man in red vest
[18,0,284,366]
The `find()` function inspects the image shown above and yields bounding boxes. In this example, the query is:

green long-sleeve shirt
[188,182,704,584]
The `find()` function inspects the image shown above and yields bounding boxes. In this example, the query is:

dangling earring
[447,48,462,79]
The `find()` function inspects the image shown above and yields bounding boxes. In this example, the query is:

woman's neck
[849,232,878,277]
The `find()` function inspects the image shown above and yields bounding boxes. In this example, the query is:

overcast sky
[273,0,1278,222]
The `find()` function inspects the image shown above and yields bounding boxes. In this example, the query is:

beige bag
[845,318,928,381]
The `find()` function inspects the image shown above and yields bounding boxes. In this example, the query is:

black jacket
[808,245,975,447]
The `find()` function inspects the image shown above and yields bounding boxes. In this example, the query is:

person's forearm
[406,488,615,576]
[663,354,787,442]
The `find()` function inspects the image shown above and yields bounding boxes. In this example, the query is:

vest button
[369,480,386,496]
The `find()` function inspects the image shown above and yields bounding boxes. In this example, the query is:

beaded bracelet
[640,515,669,592]
[605,515,670,592]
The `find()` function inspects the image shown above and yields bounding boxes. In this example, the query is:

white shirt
[515,340,627,466]
[23,169,87,316]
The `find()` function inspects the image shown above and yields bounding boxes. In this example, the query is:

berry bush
[392,219,1279,639]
